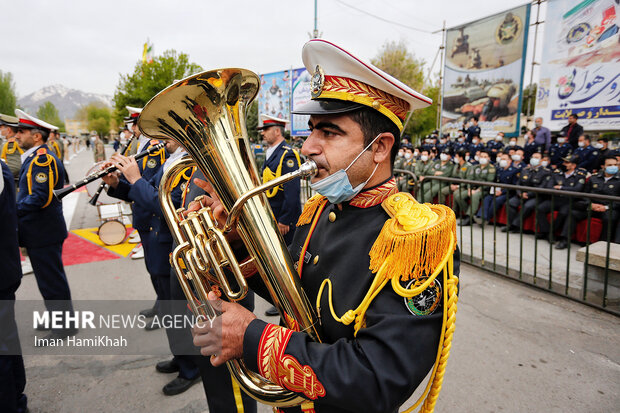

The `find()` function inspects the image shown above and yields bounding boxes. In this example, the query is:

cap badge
[310,65,325,98]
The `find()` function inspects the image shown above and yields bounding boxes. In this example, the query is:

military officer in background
[258,114,302,246]
[486,131,505,162]
[503,152,551,233]
[468,135,485,160]
[454,150,496,225]
[106,106,167,321]
[92,133,106,162]
[0,159,27,413]
[258,114,302,317]
[549,131,572,169]
[14,109,76,342]
[414,148,434,198]
[555,155,620,249]
[47,128,63,161]
[1,114,23,183]
[450,149,472,212]
[48,128,70,184]
[421,149,454,203]
[573,134,599,172]
[479,152,519,222]
[395,144,415,193]
[465,116,481,143]
[103,137,203,394]
[523,130,543,163]
[191,39,460,413]
[535,155,586,240]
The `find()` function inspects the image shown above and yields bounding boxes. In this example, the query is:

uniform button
[313,255,319,265]
[328,212,336,222]
[149,227,153,231]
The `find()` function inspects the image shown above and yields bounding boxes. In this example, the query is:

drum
[98,219,127,245]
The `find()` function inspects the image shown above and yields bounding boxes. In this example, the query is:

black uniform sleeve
[242,256,460,412]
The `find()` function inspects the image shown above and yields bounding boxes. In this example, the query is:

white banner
[535,0,620,131]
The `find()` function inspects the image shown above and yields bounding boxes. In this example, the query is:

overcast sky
[2,0,542,98]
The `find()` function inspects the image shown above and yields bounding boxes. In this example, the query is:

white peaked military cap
[292,39,432,131]
[125,105,143,123]
[258,113,289,130]
[15,109,58,132]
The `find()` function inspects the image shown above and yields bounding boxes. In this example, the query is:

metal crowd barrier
[409,174,620,316]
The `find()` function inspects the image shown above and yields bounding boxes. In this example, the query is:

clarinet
[54,142,164,201]
[87,134,137,205]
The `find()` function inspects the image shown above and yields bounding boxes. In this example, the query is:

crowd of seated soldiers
[394,129,619,249]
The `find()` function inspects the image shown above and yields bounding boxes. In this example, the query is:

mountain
[18,85,113,120]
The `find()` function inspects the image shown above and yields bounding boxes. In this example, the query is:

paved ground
[15,148,620,412]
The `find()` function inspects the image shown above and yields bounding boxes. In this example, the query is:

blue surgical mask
[606,165,618,175]
[310,135,380,204]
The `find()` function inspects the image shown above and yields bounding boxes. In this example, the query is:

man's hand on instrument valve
[192,291,256,367]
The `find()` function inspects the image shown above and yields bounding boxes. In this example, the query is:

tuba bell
[138,69,321,407]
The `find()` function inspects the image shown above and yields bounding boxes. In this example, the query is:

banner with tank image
[534,0,620,131]
[442,4,531,137]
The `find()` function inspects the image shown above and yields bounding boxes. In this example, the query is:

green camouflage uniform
[453,162,496,217]
[421,160,455,203]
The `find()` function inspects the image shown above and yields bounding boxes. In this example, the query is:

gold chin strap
[315,192,459,413]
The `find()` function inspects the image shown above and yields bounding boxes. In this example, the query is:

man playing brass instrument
[191,40,460,413]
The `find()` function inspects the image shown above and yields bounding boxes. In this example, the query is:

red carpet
[61,232,121,266]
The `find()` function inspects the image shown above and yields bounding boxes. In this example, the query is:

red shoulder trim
[36,148,47,155]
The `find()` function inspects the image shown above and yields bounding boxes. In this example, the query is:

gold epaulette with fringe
[296,194,328,226]
[369,192,456,283]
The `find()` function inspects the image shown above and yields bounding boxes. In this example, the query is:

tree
[113,49,202,123]
[522,83,537,117]
[246,100,259,142]
[371,40,426,92]
[371,40,438,140]
[76,102,113,138]
[36,101,65,132]
[0,71,17,115]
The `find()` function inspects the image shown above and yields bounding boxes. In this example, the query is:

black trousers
[28,243,74,332]
[561,209,620,243]
[507,196,538,229]
[536,199,571,235]
[0,282,27,413]
[166,268,257,413]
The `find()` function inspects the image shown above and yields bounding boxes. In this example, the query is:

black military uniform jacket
[544,168,587,195]
[579,172,620,211]
[516,165,551,198]
[0,162,21,290]
[243,178,459,413]
[107,139,166,231]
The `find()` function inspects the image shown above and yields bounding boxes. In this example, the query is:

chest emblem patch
[147,158,157,169]
[35,172,48,183]
[404,278,442,316]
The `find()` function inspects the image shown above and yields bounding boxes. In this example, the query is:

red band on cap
[263,120,284,125]
[19,118,39,128]
[131,113,139,118]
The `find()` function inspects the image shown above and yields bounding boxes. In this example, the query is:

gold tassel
[369,192,456,283]
[296,194,327,227]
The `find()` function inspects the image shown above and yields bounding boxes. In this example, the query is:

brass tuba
[138,69,321,407]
